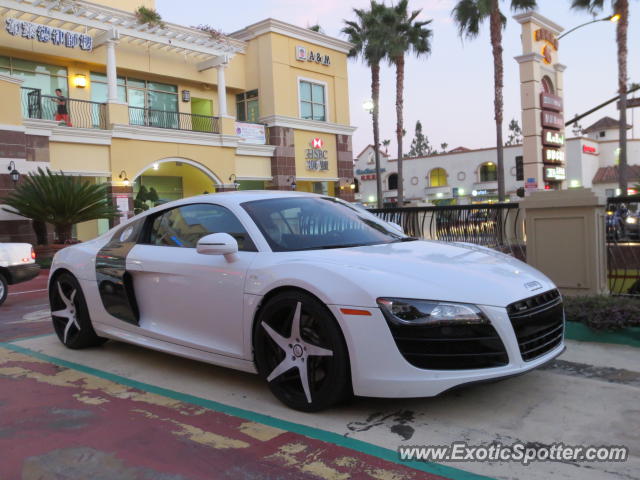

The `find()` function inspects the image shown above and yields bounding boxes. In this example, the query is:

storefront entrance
[132,159,221,213]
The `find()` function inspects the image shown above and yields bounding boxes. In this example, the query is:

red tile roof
[592,165,640,184]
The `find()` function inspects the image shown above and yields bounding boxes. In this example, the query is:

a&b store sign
[6,18,93,51]
[305,137,329,171]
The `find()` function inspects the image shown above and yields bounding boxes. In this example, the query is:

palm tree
[452,0,536,201]
[384,0,432,205]
[571,0,631,193]
[343,1,388,208]
[2,168,118,244]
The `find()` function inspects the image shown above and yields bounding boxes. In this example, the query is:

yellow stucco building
[0,0,356,242]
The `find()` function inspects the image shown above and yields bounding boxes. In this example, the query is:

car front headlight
[377,297,487,326]
[626,216,637,224]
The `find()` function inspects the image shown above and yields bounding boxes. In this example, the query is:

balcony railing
[128,106,220,134]
[20,87,107,129]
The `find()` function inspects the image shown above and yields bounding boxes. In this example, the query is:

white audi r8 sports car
[49,191,565,411]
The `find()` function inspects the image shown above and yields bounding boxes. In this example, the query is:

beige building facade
[0,0,356,243]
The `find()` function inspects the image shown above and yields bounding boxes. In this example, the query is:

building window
[599,131,606,138]
[388,173,398,190]
[1,56,68,95]
[90,72,178,112]
[299,80,326,121]
[479,162,498,182]
[605,189,615,198]
[236,90,259,122]
[429,168,448,187]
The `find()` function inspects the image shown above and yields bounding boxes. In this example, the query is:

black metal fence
[128,106,220,134]
[21,87,107,129]
[370,203,525,261]
[606,195,640,296]
[22,87,107,129]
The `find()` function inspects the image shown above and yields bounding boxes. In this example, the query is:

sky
[157,0,640,156]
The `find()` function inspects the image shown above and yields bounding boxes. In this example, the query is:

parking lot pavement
[0,269,51,342]
[2,281,639,480]
[0,278,468,480]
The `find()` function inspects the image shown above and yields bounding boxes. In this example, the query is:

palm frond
[2,167,119,228]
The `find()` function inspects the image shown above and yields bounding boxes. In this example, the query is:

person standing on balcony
[53,88,72,126]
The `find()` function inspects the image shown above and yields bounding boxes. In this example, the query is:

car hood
[280,240,555,308]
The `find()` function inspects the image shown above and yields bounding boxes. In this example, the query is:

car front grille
[507,289,564,362]
[385,321,509,370]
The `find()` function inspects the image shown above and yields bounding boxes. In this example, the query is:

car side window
[147,203,257,252]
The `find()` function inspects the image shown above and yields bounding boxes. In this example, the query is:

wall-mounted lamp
[118,170,130,186]
[287,175,296,191]
[73,74,87,88]
[7,161,19,183]
[228,174,240,190]
[181,90,191,102]
[152,162,159,171]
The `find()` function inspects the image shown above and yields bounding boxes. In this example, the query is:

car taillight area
[385,321,509,370]
[507,289,564,362]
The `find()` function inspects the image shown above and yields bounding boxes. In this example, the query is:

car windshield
[241,196,409,252]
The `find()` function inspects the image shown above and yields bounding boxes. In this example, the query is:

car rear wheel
[253,291,351,412]
[50,272,107,349]
[0,273,7,306]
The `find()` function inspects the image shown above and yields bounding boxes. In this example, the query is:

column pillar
[106,40,118,103]
[522,188,608,296]
[216,64,228,117]
[336,134,355,202]
[514,12,565,193]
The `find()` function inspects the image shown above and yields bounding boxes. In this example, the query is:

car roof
[133,190,326,219]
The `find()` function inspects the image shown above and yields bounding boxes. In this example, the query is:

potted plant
[2,168,119,257]
[134,6,165,28]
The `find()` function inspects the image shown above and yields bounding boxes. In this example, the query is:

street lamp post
[363,99,383,209]
[557,14,619,40]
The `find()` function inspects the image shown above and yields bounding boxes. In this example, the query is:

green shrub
[563,295,640,331]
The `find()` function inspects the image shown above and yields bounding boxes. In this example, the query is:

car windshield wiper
[393,237,419,242]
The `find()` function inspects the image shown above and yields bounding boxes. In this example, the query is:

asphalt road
[1,272,639,480]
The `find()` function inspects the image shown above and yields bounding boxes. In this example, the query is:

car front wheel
[50,272,107,349]
[253,291,351,412]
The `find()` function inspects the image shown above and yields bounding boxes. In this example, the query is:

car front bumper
[7,263,40,285]
[329,303,565,398]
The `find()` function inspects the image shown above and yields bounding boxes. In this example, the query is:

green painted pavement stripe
[0,340,494,480]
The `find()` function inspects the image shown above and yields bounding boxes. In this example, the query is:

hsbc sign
[305,137,329,171]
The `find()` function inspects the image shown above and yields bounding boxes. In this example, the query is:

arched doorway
[132,158,222,213]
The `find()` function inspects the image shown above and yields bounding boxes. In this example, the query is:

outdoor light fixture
[181,90,191,102]
[152,162,159,170]
[118,170,130,186]
[472,190,478,197]
[362,99,374,113]
[7,161,19,183]
[287,175,297,190]
[570,179,581,188]
[458,188,465,196]
[228,173,240,190]
[559,13,620,39]
[73,74,87,88]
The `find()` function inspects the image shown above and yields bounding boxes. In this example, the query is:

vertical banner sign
[539,91,565,183]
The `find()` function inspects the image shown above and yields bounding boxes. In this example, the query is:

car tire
[253,290,351,412]
[0,273,7,306]
[50,272,107,349]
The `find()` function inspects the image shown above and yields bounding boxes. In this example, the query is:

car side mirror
[196,233,238,256]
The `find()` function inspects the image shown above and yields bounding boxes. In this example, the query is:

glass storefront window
[299,80,326,122]
[2,56,68,97]
[236,90,259,122]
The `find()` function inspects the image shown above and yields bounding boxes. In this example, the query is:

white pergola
[0,0,246,115]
